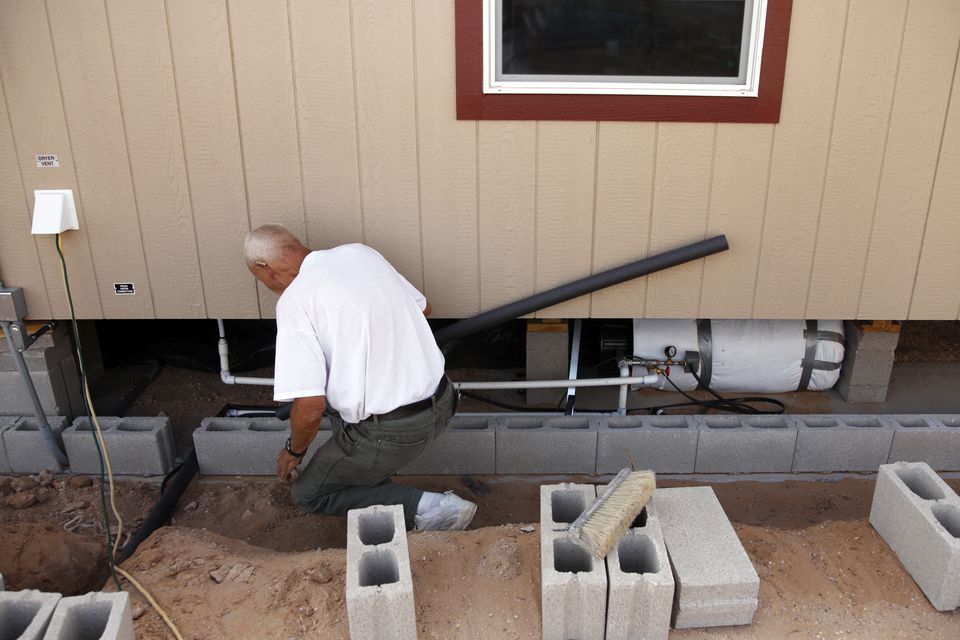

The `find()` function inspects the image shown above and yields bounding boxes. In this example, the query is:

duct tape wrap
[632,319,845,393]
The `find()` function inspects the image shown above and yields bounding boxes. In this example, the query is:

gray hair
[242,224,305,266]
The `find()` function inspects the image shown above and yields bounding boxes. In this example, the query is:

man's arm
[276,394,326,481]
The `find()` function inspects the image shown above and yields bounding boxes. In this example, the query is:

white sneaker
[414,491,477,532]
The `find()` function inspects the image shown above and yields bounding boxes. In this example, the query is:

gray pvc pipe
[1,321,69,468]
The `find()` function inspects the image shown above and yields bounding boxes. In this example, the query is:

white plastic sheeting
[632,319,845,393]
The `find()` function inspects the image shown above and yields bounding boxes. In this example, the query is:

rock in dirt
[519,525,535,533]
[38,469,55,487]
[310,569,332,585]
[11,476,38,492]
[477,537,523,580]
[184,501,198,512]
[5,491,40,509]
[132,604,147,620]
[66,475,93,489]
[210,562,255,584]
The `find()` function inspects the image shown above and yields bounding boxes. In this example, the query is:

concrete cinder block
[843,320,900,353]
[0,366,72,417]
[792,414,895,472]
[840,350,896,387]
[597,415,698,474]
[397,414,495,475]
[888,415,960,471]
[540,483,606,640]
[2,416,68,473]
[42,592,134,640]
[0,415,17,473]
[869,462,960,611]
[526,324,568,406]
[346,504,416,640]
[0,323,69,354]
[496,415,598,474]
[193,417,331,475]
[63,417,176,476]
[650,486,759,628]
[694,415,798,473]
[0,590,61,640]
[836,378,889,404]
[0,335,72,372]
[605,509,674,640]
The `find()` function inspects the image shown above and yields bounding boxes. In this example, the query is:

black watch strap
[285,437,307,458]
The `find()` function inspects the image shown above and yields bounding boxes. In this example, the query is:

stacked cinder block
[398,414,495,475]
[887,415,960,471]
[42,592,134,640]
[651,486,759,628]
[496,415,598,474]
[193,417,331,475]
[62,417,176,476]
[526,322,568,405]
[346,504,416,640]
[0,415,17,473]
[539,483,607,640]
[605,507,674,640]
[2,416,68,473]
[0,590,61,640]
[792,415,894,472]
[597,415,698,473]
[837,320,899,403]
[870,462,960,611]
[695,415,798,473]
[0,323,89,418]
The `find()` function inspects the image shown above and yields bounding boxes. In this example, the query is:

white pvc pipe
[216,319,659,392]
[217,319,275,386]
[617,361,632,416]
[455,375,660,390]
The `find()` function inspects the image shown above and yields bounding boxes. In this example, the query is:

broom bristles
[570,469,656,559]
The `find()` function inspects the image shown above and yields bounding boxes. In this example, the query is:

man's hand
[276,450,301,482]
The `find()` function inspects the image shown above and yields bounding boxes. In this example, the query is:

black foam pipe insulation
[117,448,199,563]
[433,234,729,346]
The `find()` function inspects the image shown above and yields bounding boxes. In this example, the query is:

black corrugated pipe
[433,235,729,346]
[117,448,198,563]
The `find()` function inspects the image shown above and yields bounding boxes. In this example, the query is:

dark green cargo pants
[291,377,457,529]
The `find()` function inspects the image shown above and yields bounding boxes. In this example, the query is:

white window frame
[483,0,767,97]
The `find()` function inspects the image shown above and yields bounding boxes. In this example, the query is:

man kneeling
[243,224,476,531]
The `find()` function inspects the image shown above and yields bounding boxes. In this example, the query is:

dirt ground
[3,473,960,638]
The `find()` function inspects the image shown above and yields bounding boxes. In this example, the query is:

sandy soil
[5,473,960,639]
[897,321,960,362]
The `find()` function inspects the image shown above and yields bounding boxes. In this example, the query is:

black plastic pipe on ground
[433,234,729,346]
[117,448,199,563]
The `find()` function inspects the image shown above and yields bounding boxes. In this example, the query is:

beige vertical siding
[477,121,536,310]
[1,0,958,321]
[166,0,259,319]
[589,123,656,318]
[909,58,960,320]
[645,123,715,318]
[0,80,51,319]
[700,124,774,318]
[107,0,206,319]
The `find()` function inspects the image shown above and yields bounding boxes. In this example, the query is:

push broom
[566,467,657,559]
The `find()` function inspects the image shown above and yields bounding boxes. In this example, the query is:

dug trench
[2,474,960,639]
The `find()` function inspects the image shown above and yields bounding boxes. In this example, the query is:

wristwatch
[285,437,307,458]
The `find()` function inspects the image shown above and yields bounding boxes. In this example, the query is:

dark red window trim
[456,0,793,123]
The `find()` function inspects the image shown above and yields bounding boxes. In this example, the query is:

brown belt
[373,376,450,422]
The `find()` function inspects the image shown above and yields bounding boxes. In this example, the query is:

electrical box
[0,286,27,322]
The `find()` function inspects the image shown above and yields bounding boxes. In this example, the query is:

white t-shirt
[272,244,445,424]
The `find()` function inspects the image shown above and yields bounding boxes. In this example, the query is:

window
[489,0,766,97]
[456,0,794,122]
